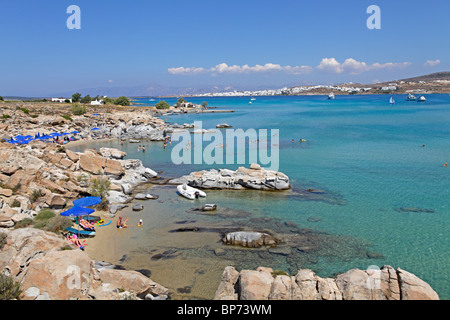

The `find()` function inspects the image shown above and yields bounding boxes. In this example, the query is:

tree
[89,176,111,210]
[115,96,130,106]
[72,93,82,103]
[103,97,116,105]
[0,96,4,101]
[155,100,171,109]
[176,97,186,108]
[80,95,92,104]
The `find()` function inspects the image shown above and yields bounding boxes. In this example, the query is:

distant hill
[397,71,450,83]
[32,71,450,98]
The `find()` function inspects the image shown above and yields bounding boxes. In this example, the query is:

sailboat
[389,96,395,105]
[405,93,416,101]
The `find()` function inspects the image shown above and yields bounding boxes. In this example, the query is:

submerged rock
[394,207,435,213]
[222,231,280,248]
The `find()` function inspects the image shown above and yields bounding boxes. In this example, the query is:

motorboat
[417,95,426,102]
[405,93,416,101]
[328,93,335,100]
[129,139,140,143]
[177,184,206,200]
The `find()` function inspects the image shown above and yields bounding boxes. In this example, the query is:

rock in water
[169,165,290,191]
[221,231,279,248]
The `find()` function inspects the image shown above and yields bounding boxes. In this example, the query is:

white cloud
[424,59,440,67]
[168,66,206,75]
[169,58,412,76]
[168,62,312,75]
[317,58,344,73]
[317,58,411,74]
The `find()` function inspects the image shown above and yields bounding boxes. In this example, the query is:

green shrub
[71,104,87,116]
[0,273,22,300]
[89,176,111,210]
[1,114,10,119]
[155,100,170,109]
[43,215,73,234]
[115,96,130,106]
[0,233,6,250]
[11,199,21,208]
[14,218,33,229]
[34,209,56,221]
[19,107,30,114]
[30,190,41,203]
[61,115,73,121]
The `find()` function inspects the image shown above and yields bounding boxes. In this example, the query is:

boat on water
[328,93,335,100]
[248,101,252,104]
[177,184,206,200]
[417,95,427,102]
[129,139,140,143]
[390,96,395,104]
[405,93,416,101]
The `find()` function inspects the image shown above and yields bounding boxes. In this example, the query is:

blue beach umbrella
[73,196,102,208]
[50,132,62,137]
[60,206,95,217]
[61,206,95,237]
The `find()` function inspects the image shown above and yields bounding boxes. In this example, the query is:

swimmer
[138,219,143,227]
[444,162,448,167]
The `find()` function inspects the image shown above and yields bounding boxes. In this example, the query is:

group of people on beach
[116,216,143,228]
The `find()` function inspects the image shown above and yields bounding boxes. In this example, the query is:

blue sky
[0,0,448,96]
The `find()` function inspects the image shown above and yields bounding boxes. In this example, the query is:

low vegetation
[155,100,170,109]
[14,209,72,234]
[0,273,22,300]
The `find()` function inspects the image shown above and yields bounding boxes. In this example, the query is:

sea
[70,94,450,299]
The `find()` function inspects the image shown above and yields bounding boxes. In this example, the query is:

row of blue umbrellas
[6,131,80,145]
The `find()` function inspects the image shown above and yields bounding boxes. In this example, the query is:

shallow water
[72,94,450,299]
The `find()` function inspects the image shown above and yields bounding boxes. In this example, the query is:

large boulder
[99,148,127,160]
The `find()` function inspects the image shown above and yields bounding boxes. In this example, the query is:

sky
[0,0,448,96]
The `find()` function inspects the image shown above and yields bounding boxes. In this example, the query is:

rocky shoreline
[0,103,441,300]
[214,265,439,300]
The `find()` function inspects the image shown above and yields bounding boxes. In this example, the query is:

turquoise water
[75,94,450,299]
